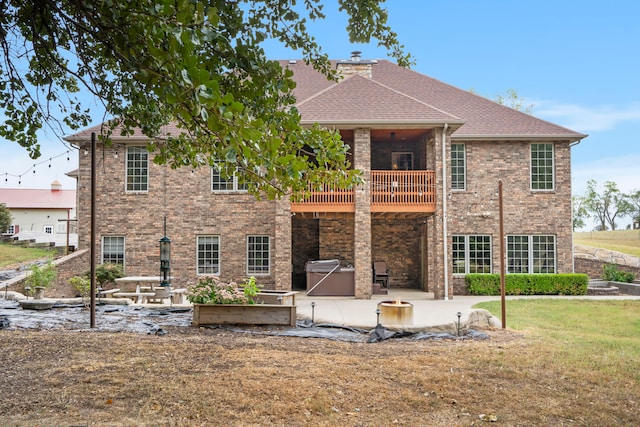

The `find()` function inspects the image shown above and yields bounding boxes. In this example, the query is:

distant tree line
[573,180,640,231]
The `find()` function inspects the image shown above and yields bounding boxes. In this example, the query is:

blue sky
[2,0,639,226]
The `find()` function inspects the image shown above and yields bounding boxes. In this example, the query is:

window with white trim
[452,235,492,274]
[126,146,149,192]
[247,235,270,275]
[197,235,220,275]
[507,235,556,273]
[530,143,554,190]
[43,225,53,234]
[451,144,466,190]
[57,222,67,233]
[102,236,125,266]
[4,225,15,234]
[211,162,249,192]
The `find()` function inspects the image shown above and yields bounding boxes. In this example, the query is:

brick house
[64,53,586,299]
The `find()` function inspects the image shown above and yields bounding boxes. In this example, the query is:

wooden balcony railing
[290,183,356,213]
[371,170,436,212]
[290,170,436,214]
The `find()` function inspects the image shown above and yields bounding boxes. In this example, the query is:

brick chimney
[336,51,376,79]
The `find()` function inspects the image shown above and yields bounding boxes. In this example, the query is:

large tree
[583,180,633,231]
[0,0,410,198]
[627,189,640,227]
[572,194,588,231]
[0,203,11,233]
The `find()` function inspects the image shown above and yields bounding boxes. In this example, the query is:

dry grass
[1,299,639,427]
[574,230,640,257]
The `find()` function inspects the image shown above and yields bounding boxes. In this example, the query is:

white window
[57,222,67,233]
[451,144,466,190]
[211,162,249,192]
[391,152,413,170]
[43,225,53,234]
[4,225,15,235]
[452,235,492,274]
[102,236,125,266]
[507,235,556,273]
[531,143,554,190]
[197,236,220,275]
[126,146,149,192]
[247,235,270,275]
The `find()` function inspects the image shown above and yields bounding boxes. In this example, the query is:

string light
[1,147,79,186]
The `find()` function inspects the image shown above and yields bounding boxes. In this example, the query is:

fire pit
[377,298,413,326]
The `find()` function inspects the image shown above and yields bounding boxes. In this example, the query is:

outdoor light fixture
[456,312,462,336]
[159,217,171,287]
[376,308,381,326]
[311,301,316,323]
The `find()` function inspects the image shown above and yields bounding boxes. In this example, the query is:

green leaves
[1,0,405,195]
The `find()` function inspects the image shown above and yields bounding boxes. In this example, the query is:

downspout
[442,124,449,300]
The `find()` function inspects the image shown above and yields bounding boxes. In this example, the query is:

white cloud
[534,100,640,133]
[572,152,640,196]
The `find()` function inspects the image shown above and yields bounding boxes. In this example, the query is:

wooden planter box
[192,303,297,327]
[254,290,297,306]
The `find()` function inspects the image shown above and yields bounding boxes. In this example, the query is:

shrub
[68,275,91,303]
[84,263,124,288]
[466,274,588,296]
[602,264,635,283]
[24,261,57,295]
[186,276,262,305]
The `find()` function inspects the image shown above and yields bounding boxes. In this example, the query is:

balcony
[290,170,436,214]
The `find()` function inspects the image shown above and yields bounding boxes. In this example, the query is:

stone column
[274,198,292,290]
[353,128,372,299]
[431,126,453,300]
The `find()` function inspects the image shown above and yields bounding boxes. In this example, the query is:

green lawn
[574,229,640,257]
[475,299,640,382]
[0,242,56,269]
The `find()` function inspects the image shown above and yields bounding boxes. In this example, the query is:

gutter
[442,123,449,300]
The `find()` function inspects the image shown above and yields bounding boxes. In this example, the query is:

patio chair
[373,261,389,288]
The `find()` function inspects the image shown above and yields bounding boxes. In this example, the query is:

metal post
[90,132,96,328]
[499,180,506,329]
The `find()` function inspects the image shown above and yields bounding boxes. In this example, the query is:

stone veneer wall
[371,217,425,288]
[353,128,372,298]
[318,217,355,264]
[291,217,319,288]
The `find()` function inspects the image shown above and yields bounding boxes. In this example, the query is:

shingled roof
[65,57,585,143]
[282,59,586,141]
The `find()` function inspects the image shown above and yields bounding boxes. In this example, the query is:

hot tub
[305,259,355,296]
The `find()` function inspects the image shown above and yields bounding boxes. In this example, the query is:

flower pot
[34,286,46,300]
[192,303,297,327]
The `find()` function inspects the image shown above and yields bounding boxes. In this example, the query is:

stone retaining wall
[574,244,640,280]
[1,249,89,298]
